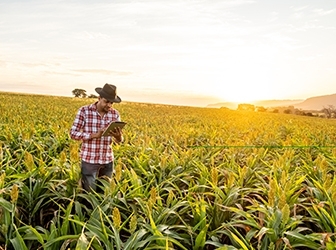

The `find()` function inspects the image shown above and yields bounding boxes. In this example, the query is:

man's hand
[111,127,123,143]
[90,128,104,139]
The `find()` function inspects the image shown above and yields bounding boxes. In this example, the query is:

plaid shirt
[70,102,121,164]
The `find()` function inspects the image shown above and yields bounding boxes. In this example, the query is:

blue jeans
[81,161,113,192]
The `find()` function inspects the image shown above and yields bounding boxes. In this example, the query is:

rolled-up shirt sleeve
[70,108,91,140]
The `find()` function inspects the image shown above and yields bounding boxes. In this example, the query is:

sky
[0,0,336,107]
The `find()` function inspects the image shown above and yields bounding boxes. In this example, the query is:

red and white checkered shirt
[70,102,121,164]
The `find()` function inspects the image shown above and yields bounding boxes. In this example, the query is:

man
[70,83,123,192]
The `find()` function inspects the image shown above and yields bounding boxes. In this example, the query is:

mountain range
[207,93,336,111]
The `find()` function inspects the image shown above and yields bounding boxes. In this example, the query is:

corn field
[1,92,336,250]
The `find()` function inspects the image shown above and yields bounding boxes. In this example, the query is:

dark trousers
[81,160,113,192]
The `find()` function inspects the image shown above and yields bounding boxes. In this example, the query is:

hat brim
[95,87,122,103]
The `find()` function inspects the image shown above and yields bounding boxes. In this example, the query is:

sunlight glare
[208,45,279,103]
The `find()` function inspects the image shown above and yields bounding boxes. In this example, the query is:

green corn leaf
[285,231,321,249]
[230,231,250,250]
[193,224,208,250]
[10,229,29,250]
[44,235,80,248]
[19,225,45,246]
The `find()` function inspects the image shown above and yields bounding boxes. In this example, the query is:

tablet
[102,121,126,136]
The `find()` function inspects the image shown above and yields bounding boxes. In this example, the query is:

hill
[207,93,336,111]
[293,93,336,110]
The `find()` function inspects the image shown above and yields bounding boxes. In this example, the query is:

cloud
[291,12,305,20]
[313,8,335,16]
[43,71,80,76]
[289,6,336,23]
[19,62,49,68]
[263,32,304,50]
[286,22,336,33]
[267,11,279,23]
[290,5,309,12]
[76,31,110,40]
[72,69,132,75]
[219,0,256,7]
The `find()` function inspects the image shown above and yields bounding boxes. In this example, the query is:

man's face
[98,97,113,112]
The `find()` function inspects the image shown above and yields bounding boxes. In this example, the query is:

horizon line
[1,90,336,109]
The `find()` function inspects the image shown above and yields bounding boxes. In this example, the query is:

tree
[237,103,255,111]
[322,105,336,119]
[72,89,87,98]
[256,106,266,112]
[88,94,98,99]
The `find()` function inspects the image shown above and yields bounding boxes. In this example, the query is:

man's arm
[70,108,91,140]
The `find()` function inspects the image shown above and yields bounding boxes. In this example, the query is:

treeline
[235,103,336,118]
[72,88,98,99]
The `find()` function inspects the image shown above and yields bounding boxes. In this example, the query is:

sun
[205,46,281,103]
[215,83,271,103]
[208,66,275,104]
[190,43,286,104]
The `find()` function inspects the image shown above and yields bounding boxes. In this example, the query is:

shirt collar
[88,102,98,111]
